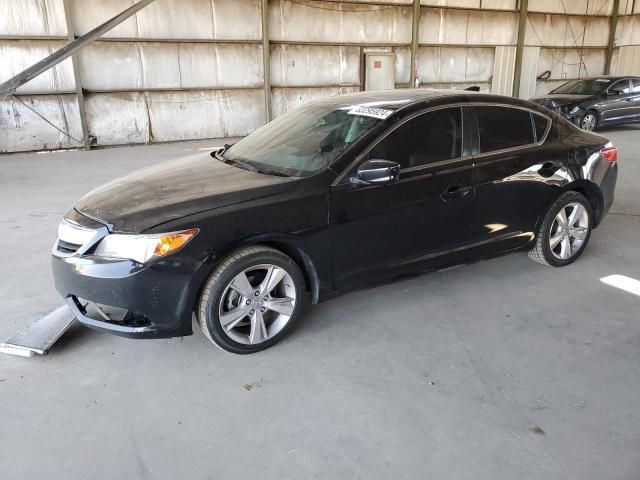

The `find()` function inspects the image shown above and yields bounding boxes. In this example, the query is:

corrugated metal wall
[0,0,638,153]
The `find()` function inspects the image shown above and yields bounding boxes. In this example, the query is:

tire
[197,245,305,354]
[528,191,593,267]
[580,111,598,131]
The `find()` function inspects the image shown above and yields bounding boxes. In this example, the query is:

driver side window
[366,107,463,170]
[609,79,631,95]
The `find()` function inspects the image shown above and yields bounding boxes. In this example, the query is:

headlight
[94,229,198,264]
[569,106,580,115]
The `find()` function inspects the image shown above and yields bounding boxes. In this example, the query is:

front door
[329,106,475,291]
[600,79,634,125]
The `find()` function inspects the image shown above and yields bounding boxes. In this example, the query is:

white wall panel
[270,45,360,87]
[526,14,610,47]
[0,40,75,94]
[394,47,411,84]
[612,46,640,74]
[0,0,67,36]
[270,0,412,44]
[71,0,139,38]
[537,48,605,79]
[418,47,495,83]
[271,86,360,118]
[85,93,149,145]
[420,9,518,45]
[0,95,82,152]
[616,16,640,46]
[529,0,613,15]
[421,0,516,8]
[146,89,265,141]
[78,42,143,90]
[491,45,515,95]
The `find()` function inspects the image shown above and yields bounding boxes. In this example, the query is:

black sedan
[52,90,618,353]
[531,76,640,131]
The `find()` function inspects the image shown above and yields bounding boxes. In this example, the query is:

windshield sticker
[347,106,394,120]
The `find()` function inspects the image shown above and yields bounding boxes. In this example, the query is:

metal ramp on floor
[0,306,76,357]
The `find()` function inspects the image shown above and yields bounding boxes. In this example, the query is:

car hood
[530,94,594,108]
[74,152,294,233]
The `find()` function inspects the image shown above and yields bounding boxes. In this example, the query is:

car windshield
[550,79,612,95]
[221,102,385,177]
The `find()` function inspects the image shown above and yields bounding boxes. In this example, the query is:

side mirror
[352,159,400,186]
[607,89,622,96]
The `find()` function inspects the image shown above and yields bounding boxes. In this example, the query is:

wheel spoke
[260,266,287,295]
[229,272,254,297]
[264,297,295,316]
[549,232,563,249]
[220,306,250,331]
[568,204,585,227]
[249,310,267,344]
[571,227,587,241]
[560,236,571,259]
[556,208,568,226]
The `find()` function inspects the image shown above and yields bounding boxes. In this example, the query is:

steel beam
[261,0,272,123]
[0,0,156,98]
[410,0,421,88]
[63,0,90,149]
[512,0,528,98]
[605,0,621,74]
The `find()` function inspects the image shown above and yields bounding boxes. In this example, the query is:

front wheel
[528,191,593,267]
[580,112,598,131]
[197,246,305,354]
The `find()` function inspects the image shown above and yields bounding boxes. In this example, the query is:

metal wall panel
[78,42,264,91]
[85,92,149,145]
[0,40,76,94]
[270,0,412,44]
[421,0,517,8]
[612,46,640,74]
[270,45,360,87]
[616,16,640,46]
[420,9,518,45]
[518,46,540,99]
[491,45,515,95]
[0,94,82,152]
[529,0,614,15]
[418,46,495,83]
[146,89,265,141]
[537,48,606,79]
[271,86,360,118]
[525,13,610,47]
[0,0,67,36]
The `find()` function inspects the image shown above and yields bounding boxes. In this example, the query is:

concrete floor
[1,127,639,480]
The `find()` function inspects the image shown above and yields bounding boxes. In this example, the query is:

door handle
[441,185,472,201]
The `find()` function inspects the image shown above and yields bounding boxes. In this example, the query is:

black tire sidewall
[540,192,593,267]
[202,249,305,354]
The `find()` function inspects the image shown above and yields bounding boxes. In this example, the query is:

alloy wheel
[581,113,596,131]
[548,202,589,260]
[218,264,297,345]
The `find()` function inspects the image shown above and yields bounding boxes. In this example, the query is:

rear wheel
[580,112,598,131]
[197,246,305,354]
[528,191,593,267]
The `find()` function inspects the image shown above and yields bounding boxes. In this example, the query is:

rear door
[628,78,640,121]
[469,104,562,254]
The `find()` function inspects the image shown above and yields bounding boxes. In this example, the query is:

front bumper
[52,252,204,338]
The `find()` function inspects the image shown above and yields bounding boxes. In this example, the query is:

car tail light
[600,143,618,164]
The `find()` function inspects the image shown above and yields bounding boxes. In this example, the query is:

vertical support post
[261,0,272,123]
[604,0,621,74]
[410,0,421,88]
[512,0,528,98]
[63,0,90,149]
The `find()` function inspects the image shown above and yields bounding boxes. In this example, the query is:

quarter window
[367,107,463,169]
[609,79,631,94]
[476,106,535,153]
[532,113,550,143]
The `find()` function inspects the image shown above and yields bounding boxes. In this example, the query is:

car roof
[312,88,534,113]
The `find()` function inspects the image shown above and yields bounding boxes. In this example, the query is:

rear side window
[631,78,640,93]
[476,106,534,153]
[368,107,463,169]
[532,113,550,143]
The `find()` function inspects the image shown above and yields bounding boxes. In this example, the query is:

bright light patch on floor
[600,275,640,297]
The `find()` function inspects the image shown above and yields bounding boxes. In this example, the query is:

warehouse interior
[1,1,640,479]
